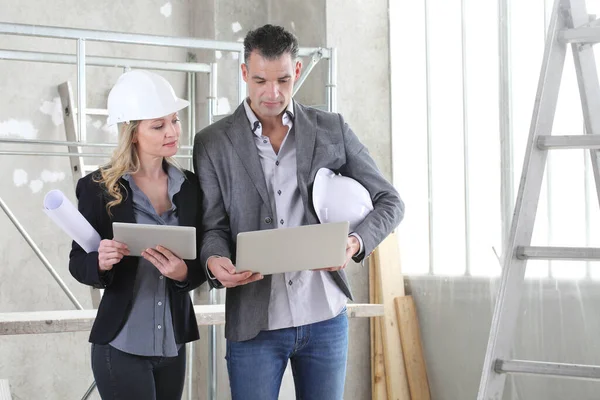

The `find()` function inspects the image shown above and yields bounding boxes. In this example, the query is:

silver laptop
[112,222,197,260]
[235,221,349,275]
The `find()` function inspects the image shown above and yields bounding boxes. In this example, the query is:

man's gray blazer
[193,101,404,342]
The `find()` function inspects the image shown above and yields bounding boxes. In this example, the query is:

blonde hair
[95,121,180,216]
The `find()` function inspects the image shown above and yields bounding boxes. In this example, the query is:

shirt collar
[243,98,295,137]
[123,162,185,204]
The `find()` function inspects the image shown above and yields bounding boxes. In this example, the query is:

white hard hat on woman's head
[106,70,190,126]
[312,167,374,231]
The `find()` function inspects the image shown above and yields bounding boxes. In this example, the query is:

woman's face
[133,112,181,158]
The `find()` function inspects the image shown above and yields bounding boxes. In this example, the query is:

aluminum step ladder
[478,0,600,398]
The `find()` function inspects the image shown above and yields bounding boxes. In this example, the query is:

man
[193,24,404,400]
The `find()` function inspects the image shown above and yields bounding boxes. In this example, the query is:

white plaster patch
[102,122,118,139]
[39,97,63,126]
[41,170,66,183]
[217,98,231,115]
[92,120,102,129]
[160,2,172,18]
[0,119,38,139]
[13,169,28,187]
[231,52,239,60]
[215,51,222,60]
[29,180,43,193]
[291,21,296,31]
[232,22,242,33]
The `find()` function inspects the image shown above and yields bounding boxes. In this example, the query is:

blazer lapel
[225,104,272,210]
[294,103,317,202]
[174,176,195,227]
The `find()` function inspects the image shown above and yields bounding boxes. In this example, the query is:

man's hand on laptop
[207,256,263,287]
[312,236,361,272]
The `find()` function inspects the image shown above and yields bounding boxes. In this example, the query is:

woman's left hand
[142,245,188,282]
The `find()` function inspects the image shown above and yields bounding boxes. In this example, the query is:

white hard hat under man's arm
[335,114,405,262]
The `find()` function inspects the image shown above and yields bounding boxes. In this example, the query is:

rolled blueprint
[43,189,101,253]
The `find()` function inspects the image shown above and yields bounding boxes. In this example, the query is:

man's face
[242,50,302,119]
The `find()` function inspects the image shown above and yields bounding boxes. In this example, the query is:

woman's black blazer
[68,169,207,345]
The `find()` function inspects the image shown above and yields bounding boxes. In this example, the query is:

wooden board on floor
[373,233,410,400]
[396,295,431,400]
[370,254,376,383]
[370,256,387,400]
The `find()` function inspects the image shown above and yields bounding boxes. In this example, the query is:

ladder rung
[496,359,600,379]
[560,26,600,44]
[517,246,600,261]
[537,135,600,149]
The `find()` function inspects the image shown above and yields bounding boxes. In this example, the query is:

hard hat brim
[106,98,190,127]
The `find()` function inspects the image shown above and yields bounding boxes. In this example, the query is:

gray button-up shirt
[243,99,348,330]
[110,164,185,357]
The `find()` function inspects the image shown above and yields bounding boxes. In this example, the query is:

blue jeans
[226,309,349,400]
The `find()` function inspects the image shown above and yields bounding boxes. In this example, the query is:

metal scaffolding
[0,22,337,400]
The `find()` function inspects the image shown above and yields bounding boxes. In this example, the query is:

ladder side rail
[569,0,600,207]
[477,0,569,398]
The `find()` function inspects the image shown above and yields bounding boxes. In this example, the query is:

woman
[68,70,206,400]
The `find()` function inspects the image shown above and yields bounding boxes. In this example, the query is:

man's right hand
[207,256,263,288]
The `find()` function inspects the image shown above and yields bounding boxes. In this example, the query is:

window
[391,0,600,279]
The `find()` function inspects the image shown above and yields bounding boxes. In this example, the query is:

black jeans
[91,343,186,400]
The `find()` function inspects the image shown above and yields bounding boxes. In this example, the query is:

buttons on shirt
[157,301,163,306]
[264,217,273,224]
[275,161,280,166]
[263,140,268,144]
[280,219,284,225]
[157,325,162,330]
[288,280,293,286]
[159,275,164,280]
[277,190,282,195]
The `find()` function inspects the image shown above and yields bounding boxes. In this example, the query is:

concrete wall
[0,0,391,399]
[326,1,393,399]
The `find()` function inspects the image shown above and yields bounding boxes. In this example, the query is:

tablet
[112,222,197,260]
[235,221,349,275]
